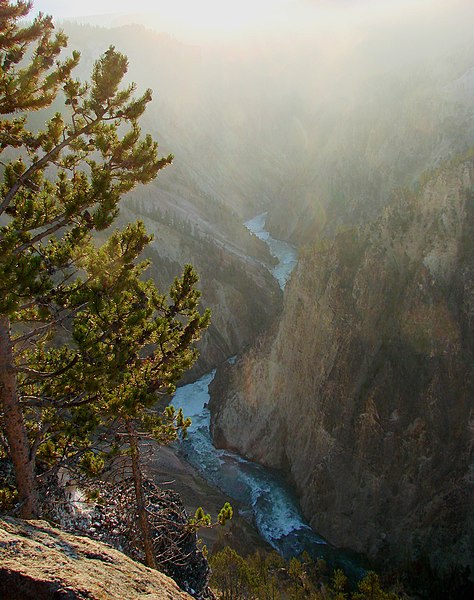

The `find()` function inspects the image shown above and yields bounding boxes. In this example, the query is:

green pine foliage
[0,0,209,517]
[351,572,399,600]
[209,547,402,600]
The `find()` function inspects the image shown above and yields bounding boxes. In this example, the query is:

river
[174,214,363,578]
[244,212,297,289]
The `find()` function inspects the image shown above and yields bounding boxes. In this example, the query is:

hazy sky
[33,0,289,17]
[31,0,474,43]
[31,1,295,40]
[33,1,291,23]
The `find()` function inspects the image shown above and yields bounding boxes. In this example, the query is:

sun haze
[32,0,293,41]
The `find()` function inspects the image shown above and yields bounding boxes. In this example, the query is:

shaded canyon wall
[210,158,474,572]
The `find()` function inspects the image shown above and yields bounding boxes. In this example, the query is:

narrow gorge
[209,158,474,577]
[3,3,474,597]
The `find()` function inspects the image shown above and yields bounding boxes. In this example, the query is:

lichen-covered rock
[38,476,211,599]
[210,158,474,575]
[0,516,193,599]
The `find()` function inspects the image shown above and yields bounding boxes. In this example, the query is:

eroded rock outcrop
[210,158,474,574]
[0,516,193,600]
[32,472,211,599]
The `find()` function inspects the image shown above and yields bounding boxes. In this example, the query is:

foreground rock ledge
[0,517,192,600]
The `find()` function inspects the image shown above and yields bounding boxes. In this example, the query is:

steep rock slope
[265,60,474,246]
[119,199,281,376]
[210,159,474,572]
[0,517,192,600]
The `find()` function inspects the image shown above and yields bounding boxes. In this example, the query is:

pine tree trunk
[125,418,157,569]
[0,315,39,518]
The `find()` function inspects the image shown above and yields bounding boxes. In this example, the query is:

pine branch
[11,320,58,346]
[11,303,87,345]
[30,422,51,461]
[20,392,98,410]
[12,214,71,254]
[0,112,105,216]
[15,354,79,379]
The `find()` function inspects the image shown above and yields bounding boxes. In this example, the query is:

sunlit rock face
[0,517,193,600]
[210,158,474,573]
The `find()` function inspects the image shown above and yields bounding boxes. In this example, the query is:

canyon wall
[210,158,474,573]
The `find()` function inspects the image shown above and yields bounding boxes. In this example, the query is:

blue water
[173,370,364,579]
[172,215,364,579]
[245,212,297,289]
[174,370,325,555]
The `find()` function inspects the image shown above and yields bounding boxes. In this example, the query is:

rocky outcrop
[0,516,193,599]
[35,473,211,599]
[210,158,474,574]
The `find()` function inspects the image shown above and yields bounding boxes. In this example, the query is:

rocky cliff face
[209,158,474,573]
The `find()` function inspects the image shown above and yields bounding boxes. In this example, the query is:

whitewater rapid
[244,212,297,289]
[174,369,363,577]
[174,370,326,557]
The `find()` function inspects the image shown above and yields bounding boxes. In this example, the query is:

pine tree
[352,572,399,600]
[0,0,209,522]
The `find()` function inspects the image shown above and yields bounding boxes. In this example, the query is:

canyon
[210,157,474,575]
[65,19,474,579]
[3,8,474,593]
